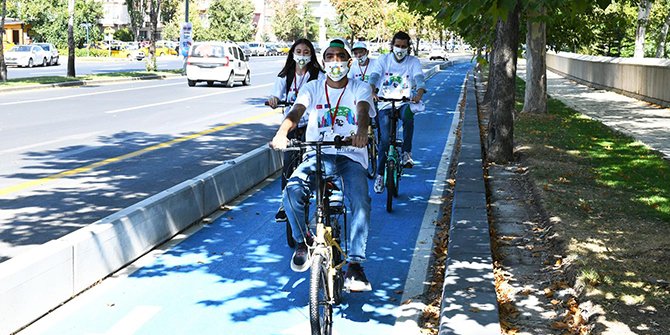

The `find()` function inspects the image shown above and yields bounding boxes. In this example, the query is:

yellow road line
[0,109,279,197]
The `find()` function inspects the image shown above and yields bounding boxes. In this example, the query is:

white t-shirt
[371,53,423,99]
[271,71,325,127]
[348,57,378,85]
[294,77,376,168]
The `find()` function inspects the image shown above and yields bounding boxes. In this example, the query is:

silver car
[4,44,50,67]
[33,43,59,65]
[186,41,251,87]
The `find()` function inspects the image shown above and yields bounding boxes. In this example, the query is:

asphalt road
[0,55,288,262]
[4,55,186,79]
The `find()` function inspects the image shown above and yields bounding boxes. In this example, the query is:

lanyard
[358,62,369,81]
[324,81,347,130]
[293,70,307,94]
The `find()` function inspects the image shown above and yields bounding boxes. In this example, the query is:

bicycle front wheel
[309,253,333,335]
[366,133,378,179]
[386,160,396,212]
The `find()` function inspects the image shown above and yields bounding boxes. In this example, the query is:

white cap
[352,41,368,51]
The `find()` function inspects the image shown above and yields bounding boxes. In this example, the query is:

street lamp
[80,23,92,56]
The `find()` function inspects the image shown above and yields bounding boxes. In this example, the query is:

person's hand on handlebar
[349,131,368,148]
[270,133,289,150]
[267,96,279,109]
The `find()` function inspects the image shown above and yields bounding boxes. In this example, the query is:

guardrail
[546,52,670,108]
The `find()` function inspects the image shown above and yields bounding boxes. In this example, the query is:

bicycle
[265,100,303,248]
[377,96,410,212]
[281,136,350,335]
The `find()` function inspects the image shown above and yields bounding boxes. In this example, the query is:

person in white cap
[348,41,377,84]
[369,31,426,194]
[271,37,375,292]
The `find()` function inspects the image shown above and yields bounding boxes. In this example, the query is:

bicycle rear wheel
[386,160,396,212]
[309,253,333,335]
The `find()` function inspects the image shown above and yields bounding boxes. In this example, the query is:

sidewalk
[518,58,670,160]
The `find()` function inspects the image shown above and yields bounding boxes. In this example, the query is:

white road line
[93,305,162,335]
[104,83,273,114]
[0,81,184,106]
[0,131,103,154]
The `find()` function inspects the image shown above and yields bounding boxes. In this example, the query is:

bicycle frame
[378,97,409,212]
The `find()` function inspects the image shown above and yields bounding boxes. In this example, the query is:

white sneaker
[373,175,384,194]
[402,152,414,168]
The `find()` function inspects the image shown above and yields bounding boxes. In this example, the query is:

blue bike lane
[19,62,472,335]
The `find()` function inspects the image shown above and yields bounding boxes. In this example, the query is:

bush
[114,28,134,42]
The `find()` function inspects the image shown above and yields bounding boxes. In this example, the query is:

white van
[186,41,251,87]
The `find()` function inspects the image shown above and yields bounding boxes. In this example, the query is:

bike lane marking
[16,63,473,335]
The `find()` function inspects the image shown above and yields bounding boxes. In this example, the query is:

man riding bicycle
[348,41,377,84]
[271,38,375,292]
[369,31,427,194]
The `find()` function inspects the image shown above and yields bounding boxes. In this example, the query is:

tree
[67,0,75,77]
[126,0,147,41]
[331,0,384,44]
[272,0,300,41]
[160,0,208,41]
[522,4,547,114]
[652,0,670,57]
[145,0,161,71]
[1,0,7,82]
[634,0,653,58]
[207,0,254,42]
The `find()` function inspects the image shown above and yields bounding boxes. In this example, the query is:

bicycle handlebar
[287,136,352,149]
[264,100,293,108]
[377,96,410,103]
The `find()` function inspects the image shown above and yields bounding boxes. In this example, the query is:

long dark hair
[277,39,323,96]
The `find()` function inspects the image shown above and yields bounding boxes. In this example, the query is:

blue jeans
[283,154,371,263]
[377,103,413,176]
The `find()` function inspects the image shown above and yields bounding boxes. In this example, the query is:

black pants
[281,126,307,190]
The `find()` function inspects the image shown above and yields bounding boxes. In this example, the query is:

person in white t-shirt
[348,41,377,84]
[369,31,427,194]
[267,39,325,222]
[271,38,375,292]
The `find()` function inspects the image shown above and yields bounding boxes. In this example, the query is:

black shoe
[343,263,372,292]
[275,207,287,222]
[290,242,311,272]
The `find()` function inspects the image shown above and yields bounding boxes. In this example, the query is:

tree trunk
[522,6,547,114]
[634,0,652,58]
[656,10,670,58]
[146,0,160,71]
[482,35,497,107]
[67,0,75,77]
[1,0,7,82]
[486,1,520,164]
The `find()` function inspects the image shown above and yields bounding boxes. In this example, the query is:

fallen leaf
[469,306,481,313]
[551,321,569,329]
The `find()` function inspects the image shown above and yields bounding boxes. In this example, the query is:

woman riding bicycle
[369,31,427,194]
[271,38,375,292]
[267,39,325,222]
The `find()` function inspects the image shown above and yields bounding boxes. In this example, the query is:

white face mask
[393,46,408,60]
[293,53,311,69]
[357,54,368,65]
[324,61,349,81]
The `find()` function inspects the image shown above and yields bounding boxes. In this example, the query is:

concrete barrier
[546,52,670,107]
[0,146,282,335]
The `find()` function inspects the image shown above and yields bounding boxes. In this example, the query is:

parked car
[247,42,268,56]
[3,44,50,67]
[277,42,290,54]
[429,47,448,61]
[32,42,59,65]
[238,43,252,58]
[186,41,251,87]
[3,40,15,52]
[266,43,281,56]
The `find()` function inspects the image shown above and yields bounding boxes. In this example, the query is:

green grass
[513,76,670,330]
[0,70,181,87]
